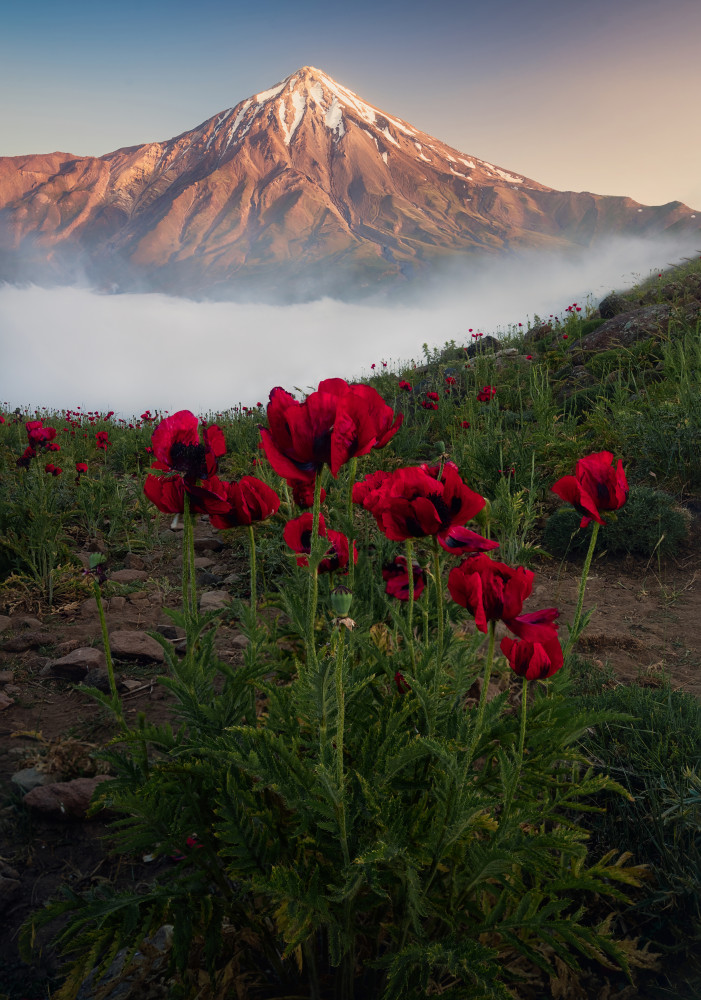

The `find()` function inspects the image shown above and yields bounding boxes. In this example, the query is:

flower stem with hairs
[565,520,600,656]
[405,539,417,672]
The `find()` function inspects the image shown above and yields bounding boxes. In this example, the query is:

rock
[109,630,165,663]
[84,668,111,692]
[465,335,500,358]
[230,634,250,649]
[197,571,221,587]
[0,873,21,911]
[110,569,148,584]
[54,639,83,656]
[87,538,108,555]
[123,553,145,570]
[11,615,43,630]
[598,292,628,319]
[3,684,21,698]
[127,591,150,604]
[199,591,229,612]
[193,556,215,569]
[23,775,114,819]
[0,615,13,633]
[194,536,224,553]
[107,595,127,611]
[76,551,92,569]
[524,322,553,344]
[0,691,14,711]
[49,646,105,681]
[223,572,241,585]
[156,625,178,640]
[570,304,670,357]
[11,766,52,793]
[80,597,98,617]
[119,678,145,692]
[0,631,50,653]
[0,669,14,684]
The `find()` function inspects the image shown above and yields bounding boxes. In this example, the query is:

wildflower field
[1,258,700,1000]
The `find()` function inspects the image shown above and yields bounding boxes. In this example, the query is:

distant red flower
[26,420,57,448]
[16,446,36,468]
[421,400,438,410]
[260,379,402,484]
[426,392,439,402]
[526,355,533,360]
[445,376,456,385]
[551,451,628,527]
[76,462,88,475]
[460,420,470,429]
[394,671,411,694]
[448,553,559,639]
[562,334,568,340]
[501,633,563,680]
[95,431,111,450]
[382,555,426,601]
[283,512,357,573]
[476,386,496,402]
[150,410,225,480]
[45,442,61,452]
[398,380,413,392]
[0,415,4,424]
[44,463,62,476]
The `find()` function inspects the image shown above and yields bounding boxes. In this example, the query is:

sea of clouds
[1,236,698,418]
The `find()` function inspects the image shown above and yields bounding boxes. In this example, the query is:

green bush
[543,486,688,560]
[574,683,701,954]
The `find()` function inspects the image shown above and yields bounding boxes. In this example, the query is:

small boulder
[598,292,628,319]
[194,536,224,553]
[83,667,111,692]
[11,615,43,630]
[465,335,500,358]
[110,569,148,584]
[123,553,145,570]
[571,303,670,356]
[0,631,50,653]
[0,615,13,633]
[11,766,52,793]
[23,775,114,819]
[0,691,13,711]
[109,630,165,663]
[49,646,105,681]
[199,591,230,612]
[0,669,14,684]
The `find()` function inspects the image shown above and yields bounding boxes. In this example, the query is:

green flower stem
[405,539,417,672]
[432,536,445,664]
[474,621,496,740]
[346,456,357,592]
[518,676,528,760]
[305,472,323,672]
[247,524,257,611]
[93,579,124,726]
[565,520,600,656]
[187,499,197,620]
[335,626,351,868]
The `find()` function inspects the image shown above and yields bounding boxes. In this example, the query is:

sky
[1,0,700,209]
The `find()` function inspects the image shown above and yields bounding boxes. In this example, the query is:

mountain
[0,66,698,300]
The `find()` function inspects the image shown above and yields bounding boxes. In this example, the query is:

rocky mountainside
[0,66,698,300]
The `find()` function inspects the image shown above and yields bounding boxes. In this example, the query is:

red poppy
[398,380,413,392]
[476,386,496,402]
[421,400,438,410]
[283,512,357,573]
[361,462,490,547]
[352,469,390,512]
[460,421,470,429]
[16,446,36,468]
[187,476,280,529]
[76,462,88,475]
[395,671,411,694]
[45,442,61,452]
[289,479,327,509]
[500,633,563,680]
[382,555,426,601]
[151,410,225,480]
[260,379,402,484]
[143,473,185,514]
[448,553,559,638]
[95,431,111,450]
[551,451,628,527]
[26,420,57,447]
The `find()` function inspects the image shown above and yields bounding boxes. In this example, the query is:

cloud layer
[1,236,697,418]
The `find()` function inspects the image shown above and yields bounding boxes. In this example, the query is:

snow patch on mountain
[278,92,306,145]
[324,97,344,138]
[256,81,286,103]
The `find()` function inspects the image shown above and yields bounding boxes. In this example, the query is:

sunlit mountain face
[0,66,698,301]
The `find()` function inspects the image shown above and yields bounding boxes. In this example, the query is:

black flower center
[169,441,207,478]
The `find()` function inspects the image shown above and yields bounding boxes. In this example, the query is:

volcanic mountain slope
[0,66,698,299]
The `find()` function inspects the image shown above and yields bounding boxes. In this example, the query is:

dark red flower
[437,525,500,556]
[426,392,440,402]
[382,555,426,601]
[16,446,36,468]
[501,633,563,680]
[448,553,559,638]
[394,671,411,694]
[187,476,280,529]
[143,473,185,514]
[150,410,224,480]
[445,376,456,385]
[421,400,438,410]
[26,420,57,447]
[76,462,88,475]
[364,462,488,546]
[283,512,357,573]
[551,451,628,527]
[398,380,413,392]
[45,442,61,452]
[460,421,470,429]
[95,431,111,450]
[290,479,327,509]
[44,463,62,476]
[476,386,496,402]
[352,469,391,512]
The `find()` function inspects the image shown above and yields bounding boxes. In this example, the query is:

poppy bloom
[398,380,412,392]
[144,473,186,514]
[76,462,88,475]
[460,421,470,429]
[289,479,327,509]
[26,420,57,447]
[501,633,563,680]
[95,431,111,450]
[16,446,36,468]
[448,553,559,639]
[44,463,62,476]
[360,462,493,552]
[187,476,280,529]
[151,410,225,480]
[283,512,357,573]
[352,469,390,513]
[260,379,402,484]
[382,555,426,601]
[476,386,496,402]
[426,392,440,402]
[421,400,438,410]
[551,451,628,527]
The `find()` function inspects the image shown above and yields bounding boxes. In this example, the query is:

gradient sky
[2,0,700,209]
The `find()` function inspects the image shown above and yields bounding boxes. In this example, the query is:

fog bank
[1,237,697,417]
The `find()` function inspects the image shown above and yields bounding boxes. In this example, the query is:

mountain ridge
[0,66,698,300]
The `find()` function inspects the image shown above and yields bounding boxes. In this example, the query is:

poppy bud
[330,585,353,616]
